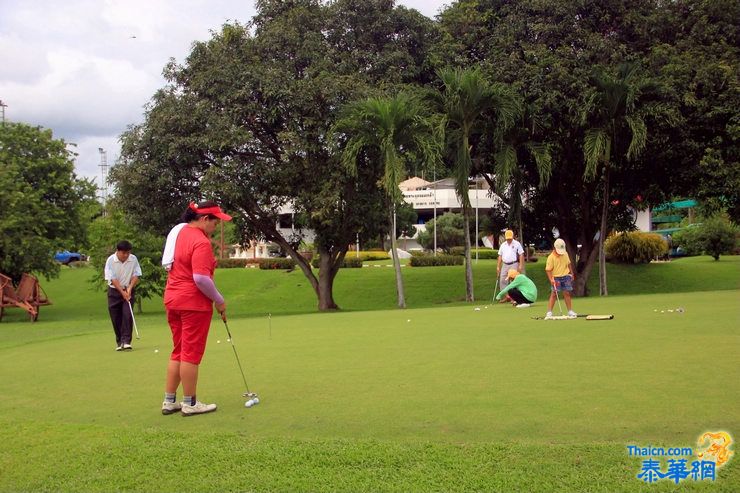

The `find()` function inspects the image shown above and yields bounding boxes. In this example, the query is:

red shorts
[167,308,213,364]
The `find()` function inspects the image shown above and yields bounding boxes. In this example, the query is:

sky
[0,0,450,195]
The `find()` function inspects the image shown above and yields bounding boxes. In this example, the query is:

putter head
[243,392,258,398]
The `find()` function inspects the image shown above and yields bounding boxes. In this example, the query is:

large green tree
[0,122,99,282]
[111,0,439,310]
[436,0,737,295]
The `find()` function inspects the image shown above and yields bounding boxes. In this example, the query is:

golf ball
[245,399,254,408]
[474,307,481,311]
[154,349,159,353]
[253,397,260,404]
[407,319,411,322]
[217,340,221,344]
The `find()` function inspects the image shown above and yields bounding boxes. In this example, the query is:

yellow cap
[505,230,514,239]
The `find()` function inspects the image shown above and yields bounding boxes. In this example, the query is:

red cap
[189,202,232,221]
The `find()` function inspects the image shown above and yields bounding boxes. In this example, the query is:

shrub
[258,258,296,270]
[216,258,250,269]
[409,255,464,267]
[604,231,667,263]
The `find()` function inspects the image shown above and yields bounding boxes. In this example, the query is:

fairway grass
[1,268,738,492]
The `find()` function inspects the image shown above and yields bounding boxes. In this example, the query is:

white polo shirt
[104,254,142,288]
[498,240,524,265]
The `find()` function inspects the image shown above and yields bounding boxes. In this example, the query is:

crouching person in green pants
[495,269,537,308]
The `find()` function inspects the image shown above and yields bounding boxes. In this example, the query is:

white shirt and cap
[498,230,524,266]
[497,230,525,288]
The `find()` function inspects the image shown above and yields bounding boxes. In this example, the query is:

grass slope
[0,259,738,491]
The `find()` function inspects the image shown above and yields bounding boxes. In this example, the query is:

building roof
[398,176,431,191]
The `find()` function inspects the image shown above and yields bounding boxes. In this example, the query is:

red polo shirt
[164,225,216,312]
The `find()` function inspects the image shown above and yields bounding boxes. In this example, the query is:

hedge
[310,256,363,268]
[449,247,498,259]
[258,258,296,270]
[216,258,251,269]
[409,255,464,267]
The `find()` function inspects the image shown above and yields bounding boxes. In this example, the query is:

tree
[583,63,650,296]
[432,67,519,301]
[335,92,441,308]
[0,122,99,282]
[435,0,706,296]
[86,209,167,313]
[694,215,737,260]
[111,0,440,311]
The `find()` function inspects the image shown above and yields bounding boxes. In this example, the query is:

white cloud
[0,0,447,182]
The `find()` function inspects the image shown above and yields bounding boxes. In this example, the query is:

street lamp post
[0,100,7,125]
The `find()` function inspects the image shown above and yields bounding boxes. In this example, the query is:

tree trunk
[317,253,339,311]
[463,205,474,302]
[599,168,609,296]
[573,243,598,296]
[390,208,406,308]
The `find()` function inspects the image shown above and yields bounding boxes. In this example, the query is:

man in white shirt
[496,229,524,301]
[104,240,142,351]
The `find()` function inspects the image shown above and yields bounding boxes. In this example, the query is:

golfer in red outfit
[161,201,232,416]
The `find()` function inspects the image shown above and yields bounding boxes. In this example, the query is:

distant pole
[220,221,225,259]
[475,177,479,263]
[98,148,109,215]
[433,168,437,256]
[0,100,7,125]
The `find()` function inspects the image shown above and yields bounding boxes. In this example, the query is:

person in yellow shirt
[545,238,577,318]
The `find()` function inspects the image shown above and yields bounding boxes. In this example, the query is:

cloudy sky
[0,0,449,195]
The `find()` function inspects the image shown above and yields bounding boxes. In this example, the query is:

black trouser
[508,288,533,305]
[108,287,134,345]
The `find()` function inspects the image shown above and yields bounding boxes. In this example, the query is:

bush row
[409,255,465,267]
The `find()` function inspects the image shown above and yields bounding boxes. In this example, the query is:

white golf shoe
[545,311,553,319]
[181,401,217,416]
[161,401,182,415]
[568,310,578,318]
[515,303,531,308]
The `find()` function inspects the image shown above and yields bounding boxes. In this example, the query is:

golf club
[221,315,259,407]
[127,301,141,340]
[491,277,499,304]
[554,282,564,316]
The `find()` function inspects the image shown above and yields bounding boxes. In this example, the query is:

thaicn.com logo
[627,431,734,484]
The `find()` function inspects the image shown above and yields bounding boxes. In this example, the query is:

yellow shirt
[545,251,571,277]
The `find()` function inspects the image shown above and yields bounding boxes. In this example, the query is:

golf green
[1,277,738,491]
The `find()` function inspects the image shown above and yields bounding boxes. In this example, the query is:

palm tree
[334,92,442,308]
[583,63,650,296]
[433,68,520,301]
[490,105,553,253]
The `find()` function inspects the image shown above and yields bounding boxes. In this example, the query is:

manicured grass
[0,260,738,491]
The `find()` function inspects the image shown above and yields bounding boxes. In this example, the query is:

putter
[127,301,141,340]
[221,315,259,406]
[554,283,564,316]
[491,277,499,304]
